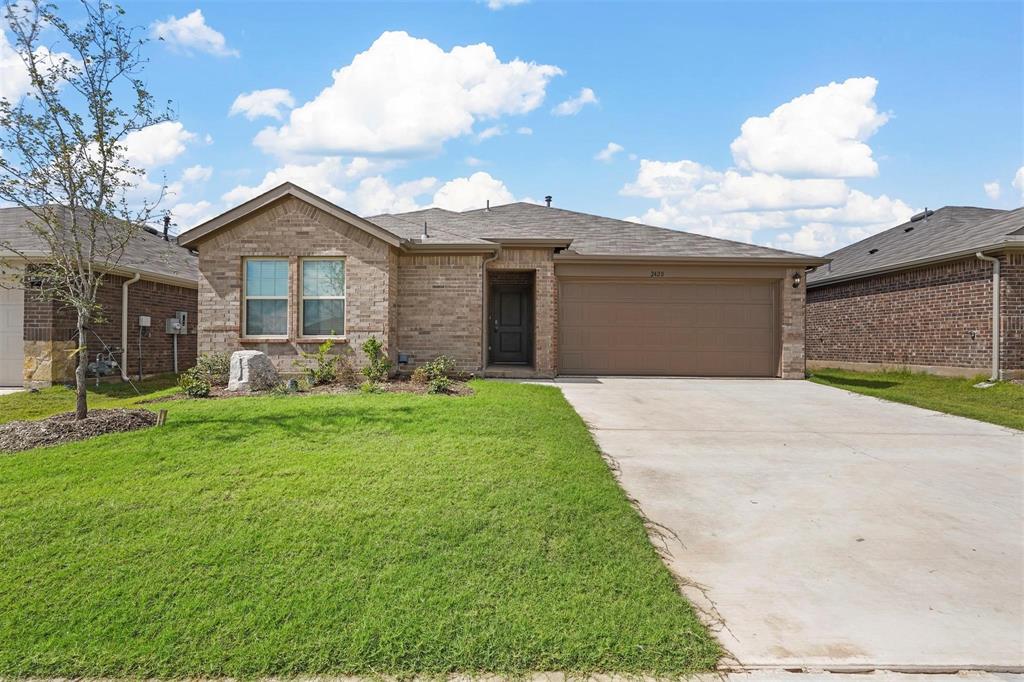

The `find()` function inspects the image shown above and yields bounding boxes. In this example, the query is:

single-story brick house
[807,206,1024,380]
[177,183,826,379]
[0,206,199,387]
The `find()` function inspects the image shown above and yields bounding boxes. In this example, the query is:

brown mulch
[0,408,158,454]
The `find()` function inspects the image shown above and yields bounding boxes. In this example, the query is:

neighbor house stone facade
[22,271,197,387]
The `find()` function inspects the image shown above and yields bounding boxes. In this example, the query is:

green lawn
[0,374,181,424]
[809,368,1024,431]
[0,381,718,677]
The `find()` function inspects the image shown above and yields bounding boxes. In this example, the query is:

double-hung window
[244,259,288,337]
[301,258,345,336]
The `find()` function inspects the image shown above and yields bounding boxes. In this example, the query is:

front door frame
[487,273,534,366]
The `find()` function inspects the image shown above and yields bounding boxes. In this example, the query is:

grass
[809,368,1024,431]
[0,381,718,677]
[0,374,181,424]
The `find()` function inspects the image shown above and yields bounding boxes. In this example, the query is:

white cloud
[552,87,598,116]
[0,30,79,103]
[595,142,624,162]
[477,125,505,141]
[122,121,196,167]
[730,76,888,178]
[465,156,485,167]
[169,200,217,228]
[486,0,528,9]
[516,126,533,135]
[1013,167,1024,199]
[181,164,212,184]
[982,181,1000,201]
[151,9,238,57]
[351,176,438,215]
[229,88,295,120]
[620,77,914,256]
[431,172,515,212]
[221,156,387,206]
[253,31,562,157]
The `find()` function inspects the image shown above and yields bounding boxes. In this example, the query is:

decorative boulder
[227,350,278,392]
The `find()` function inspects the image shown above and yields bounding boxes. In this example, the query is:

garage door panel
[0,270,25,386]
[559,279,778,376]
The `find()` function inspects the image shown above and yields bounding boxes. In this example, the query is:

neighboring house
[177,183,825,379]
[0,207,199,387]
[807,206,1024,379]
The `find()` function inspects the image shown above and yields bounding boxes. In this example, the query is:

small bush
[427,375,454,395]
[412,354,457,386]
[361,337,392,384]
[359,380,382,394]
[293,339,339,386]
[178,367,211,398]
[195,353,230,386]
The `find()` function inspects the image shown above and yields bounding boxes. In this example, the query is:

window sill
[296,336,348,344]
[240,337,291,344]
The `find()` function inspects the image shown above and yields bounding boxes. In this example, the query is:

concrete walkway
[553,377,1024,672]
[0,386,23,395]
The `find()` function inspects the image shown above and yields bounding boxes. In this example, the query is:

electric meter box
[138,315,151,327]
[165,311,188,334]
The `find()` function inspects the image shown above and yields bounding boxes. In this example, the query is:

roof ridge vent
[910,208,934,222]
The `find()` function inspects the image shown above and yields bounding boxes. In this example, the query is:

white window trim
[242,257,289,339]
[299,257,346,339]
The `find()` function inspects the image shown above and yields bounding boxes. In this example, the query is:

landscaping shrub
[178,367,211,398]
[361,337,392,384]
[294,339,339,386]
[427,375,455,395]
[194,353,230,386]
[412,355,457,386]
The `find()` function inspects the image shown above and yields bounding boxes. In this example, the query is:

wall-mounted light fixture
[792,272,802,288]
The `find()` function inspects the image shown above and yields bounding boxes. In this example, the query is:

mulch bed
[145,376,475,402]
[0,409,158,454]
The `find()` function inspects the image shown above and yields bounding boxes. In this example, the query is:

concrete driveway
[554,377,1023,672]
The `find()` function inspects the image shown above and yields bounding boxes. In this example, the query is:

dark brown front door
[489,283,532,365]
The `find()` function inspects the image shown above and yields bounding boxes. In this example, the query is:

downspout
[480,246,502,372]
[120,272,141,381]
[975,253,1000,382]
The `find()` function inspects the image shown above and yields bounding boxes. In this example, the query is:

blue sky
[4,1,1021,254]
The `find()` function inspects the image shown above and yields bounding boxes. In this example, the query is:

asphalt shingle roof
[807,206,1022,286]
[0,206,198,284]
[375,202,816,260]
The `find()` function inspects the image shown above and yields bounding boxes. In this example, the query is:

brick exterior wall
[22,271,197,386]
[396,253,484,372]
[487,247,557,377]
[806,253,1023,377]
[195,196,394,374]
[781,268,806,379]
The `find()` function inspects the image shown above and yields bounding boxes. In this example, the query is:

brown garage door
[559,279,779,376]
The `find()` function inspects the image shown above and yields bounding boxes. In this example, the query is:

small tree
[0,0,170,419]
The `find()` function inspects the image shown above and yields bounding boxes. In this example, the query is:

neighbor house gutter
[480,245,502,372]
[976,252,1001,382]
[121,272,141,381]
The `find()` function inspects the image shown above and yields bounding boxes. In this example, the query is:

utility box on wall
[165,311,188,334]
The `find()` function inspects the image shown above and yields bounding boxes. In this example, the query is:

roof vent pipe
[545,195,552,207]
[162,214,171,241]
[485,200,490,212]
[910,208,934,222]
[421,221,429,240]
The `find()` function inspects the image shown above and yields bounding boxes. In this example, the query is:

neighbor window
[301,258,345,336]
[244,259,288,337]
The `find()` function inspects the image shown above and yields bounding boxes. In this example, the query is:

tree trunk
[75,314,88,420]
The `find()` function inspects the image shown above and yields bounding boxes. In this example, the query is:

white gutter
[121,272,141,381]
[975,253,1001,382]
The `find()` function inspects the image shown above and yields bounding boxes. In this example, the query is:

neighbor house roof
[807,206,1024,287]
[0,205,198,287]
[177,183,827,265]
